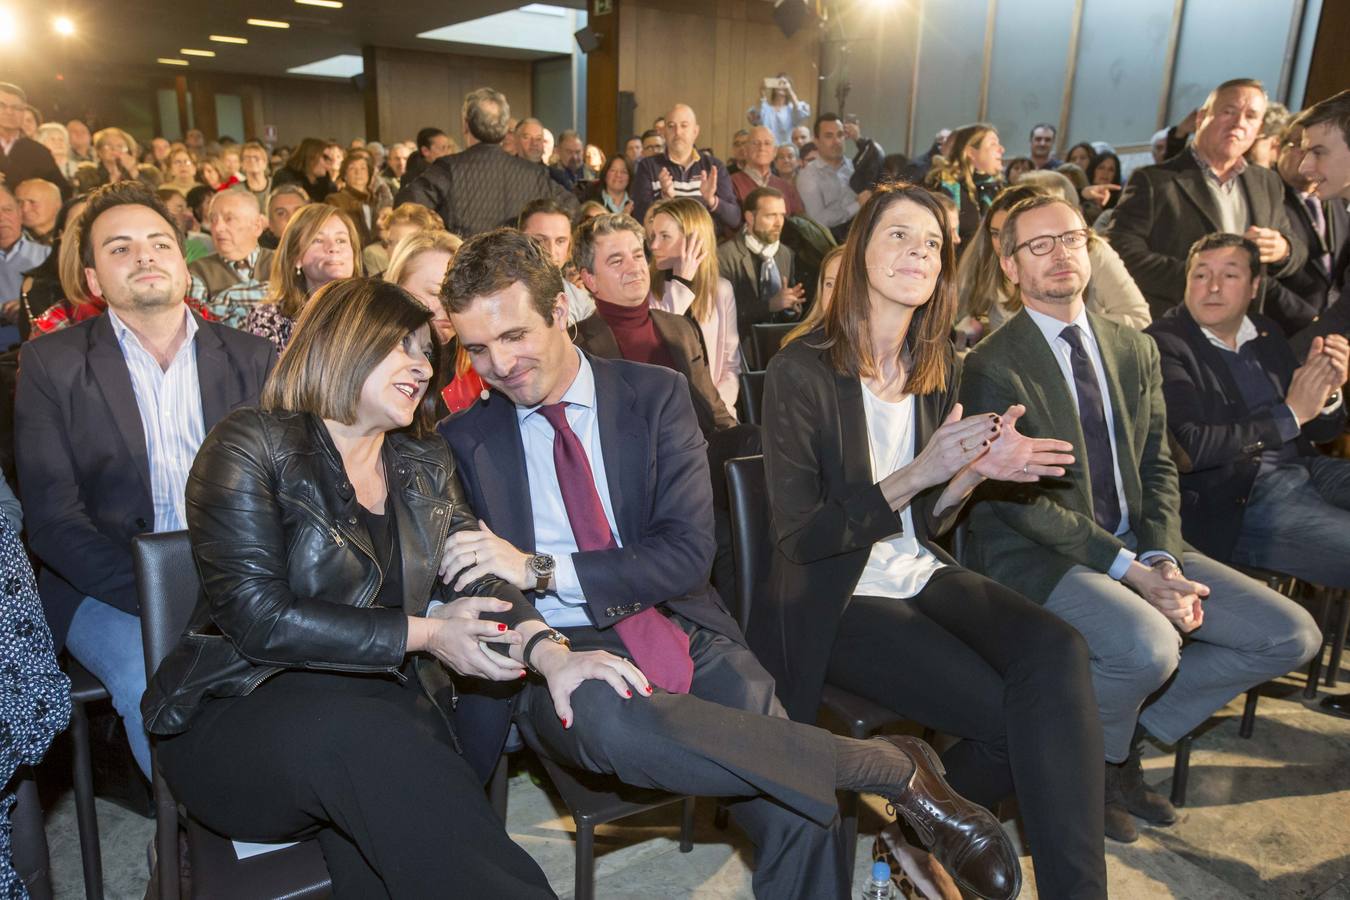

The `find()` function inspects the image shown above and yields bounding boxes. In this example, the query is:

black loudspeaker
[772,0,815,37]
[574,26,600,53]
[618,91,637,143]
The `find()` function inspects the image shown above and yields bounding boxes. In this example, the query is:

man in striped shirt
[632,104,741,232]
[15,182,274,778]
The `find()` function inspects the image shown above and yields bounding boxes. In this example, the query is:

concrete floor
[45,665,1350,899]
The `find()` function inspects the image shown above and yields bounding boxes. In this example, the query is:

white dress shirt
[854,384,946,598]
[796,157,859,229]
[1024,306,1172,578]
[107,307,206,532]
[516,348,620,627]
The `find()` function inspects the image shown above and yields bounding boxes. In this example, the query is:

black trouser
[158,671,556,899]
[516,615,850,899]
[828,568,1107,900]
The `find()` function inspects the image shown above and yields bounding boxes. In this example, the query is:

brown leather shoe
[878,735,1021,900]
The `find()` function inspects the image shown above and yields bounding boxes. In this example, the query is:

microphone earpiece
[885,268,895,277]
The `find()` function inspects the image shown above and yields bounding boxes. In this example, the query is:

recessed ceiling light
[295,0,343,7]
[53,16,75,36]
[180,48,216,57]
[246,18,290,28]
[157,58,190,66]
[210,34,248,44]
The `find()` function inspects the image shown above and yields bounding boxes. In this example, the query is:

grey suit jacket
[716,233,797,345]
[1105,152,1306,318]
[395,142,577,237]
[958,310,1184,602]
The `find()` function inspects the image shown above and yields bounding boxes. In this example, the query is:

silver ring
[960,438,971,452]
[1022,464,1029,475]
[473,550,479,565]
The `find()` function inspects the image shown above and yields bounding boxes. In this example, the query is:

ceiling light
[210,34,248,44]
[295,0,343,7]
[180,48,215,57]
[157,57,189,66]
[53,15,74,36]
[247,17,290,28]
[0,9,18,43]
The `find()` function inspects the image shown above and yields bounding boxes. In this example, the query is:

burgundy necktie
[537,403,693,693]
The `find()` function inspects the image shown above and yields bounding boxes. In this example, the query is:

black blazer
[754,333,962,723]
[395,142,577,238]
[0,137,70,199]
[574,307,737,438]
[1105,151,1306,317]
[438,352,744,775]
[716,233,798,346]
[1145,306,1344,563]
[14,314,275,646]
[1267,185,1350,335]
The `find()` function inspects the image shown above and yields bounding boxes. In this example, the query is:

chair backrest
[133,531,200,679]
[723,455,771,632]
[736,370,766,426]
[751,323,795,370]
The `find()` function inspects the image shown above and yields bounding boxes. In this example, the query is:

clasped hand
[440,521,531,591]
[1123,560,1209,633]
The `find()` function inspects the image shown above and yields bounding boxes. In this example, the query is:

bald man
[15,178,61,244]
[186,190,273,318]
[632,103,741,231]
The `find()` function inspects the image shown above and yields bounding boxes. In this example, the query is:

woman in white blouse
[646,197,742,415]
[757,183,1108,900]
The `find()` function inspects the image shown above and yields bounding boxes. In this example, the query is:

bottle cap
[871,860,890,882]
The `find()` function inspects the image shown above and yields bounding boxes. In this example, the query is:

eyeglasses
[1012,228,1090,256]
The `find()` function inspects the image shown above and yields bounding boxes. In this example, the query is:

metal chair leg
[1240,688,1260,739]
[679,797,695,852]
[574,821,595,900]
[1170,736,1191,808]
[69,702,103,900]
[10,769,52,900]
[1327,591,1349,687]
[1306,588,1333,698]
[713,802,730,830]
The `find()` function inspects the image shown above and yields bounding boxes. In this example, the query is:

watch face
[531,554,555,576]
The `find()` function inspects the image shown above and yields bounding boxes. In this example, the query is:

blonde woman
[782,244,845,347]
[385,230,485,416]
[646,197,742,413]
[244,204,362,351]
[926,123,1004,247]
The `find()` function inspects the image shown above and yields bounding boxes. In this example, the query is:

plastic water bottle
[861,860,893,899]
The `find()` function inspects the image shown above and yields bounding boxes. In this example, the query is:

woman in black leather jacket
[141,277,556,898]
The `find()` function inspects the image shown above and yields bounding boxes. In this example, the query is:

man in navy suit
[432,228,1020,900]
[15,183,274,776]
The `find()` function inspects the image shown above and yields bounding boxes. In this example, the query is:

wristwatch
[523,628,571,674]
[526,553,555,592]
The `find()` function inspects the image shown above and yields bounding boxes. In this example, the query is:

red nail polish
[518,670,527,678]
[561,717,569,728]
[625,690,632,698]
[497,623,506,631]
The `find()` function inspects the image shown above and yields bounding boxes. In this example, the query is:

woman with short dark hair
[757,183,1108,899]
[143,277,556,898]
[271,137,339,202]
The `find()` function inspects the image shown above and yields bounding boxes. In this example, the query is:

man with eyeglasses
[729,126,804,216]
[0,83,69,199]
[960,194,1320,845]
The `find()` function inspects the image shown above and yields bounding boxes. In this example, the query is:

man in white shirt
[961,196,1320,844]
[796,113,863,240]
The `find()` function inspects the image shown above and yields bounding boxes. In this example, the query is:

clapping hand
[1081,184,1119,207]
[1243,225,1291,264]
[969,404,1075,482]
[770,282,806,313]
[658,167,675,199]
[699,165,719,209]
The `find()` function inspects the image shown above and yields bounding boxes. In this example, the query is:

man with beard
[717,187,803,346]
[15,182,275,779]
[960,195,1320,844]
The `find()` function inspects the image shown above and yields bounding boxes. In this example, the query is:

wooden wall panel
[256,78,366,146]
[616,0,820,158]
[371,48,533,145]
